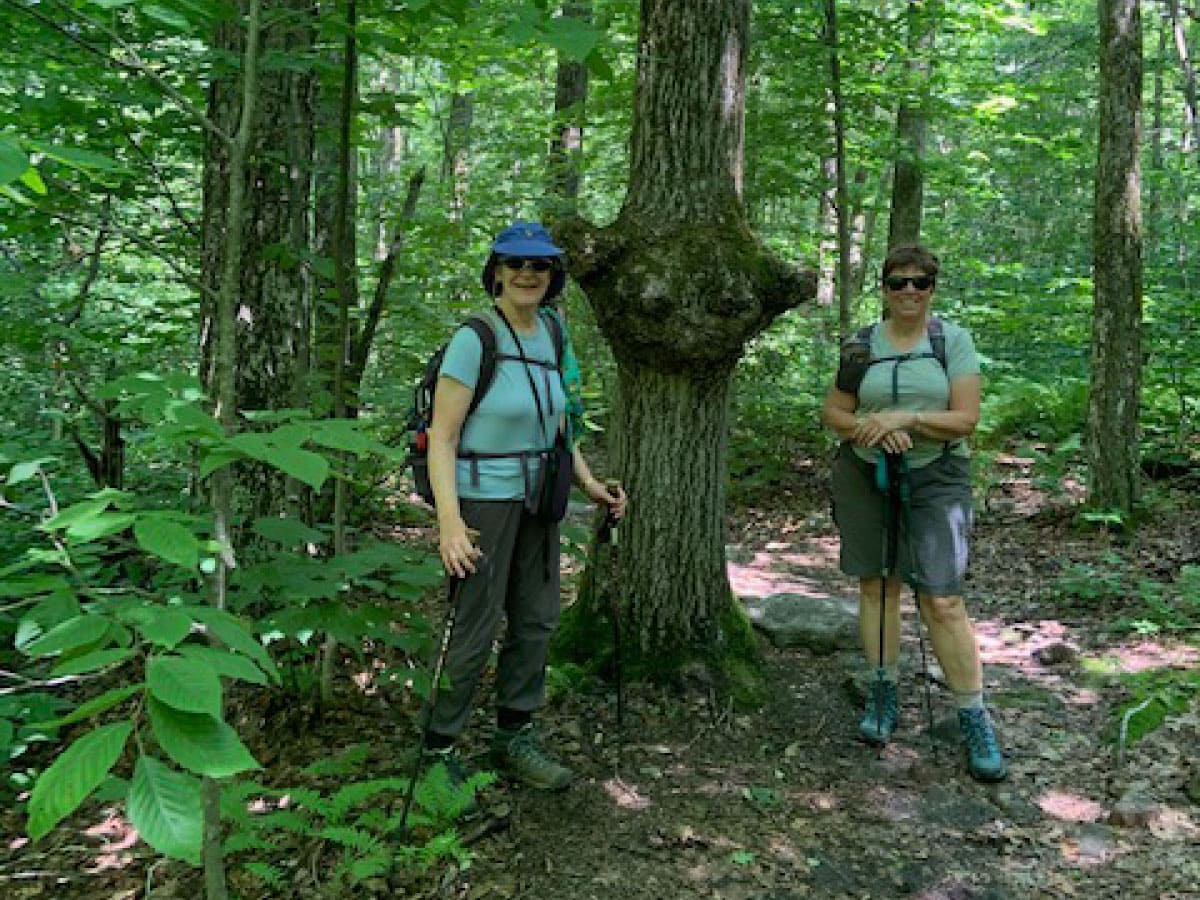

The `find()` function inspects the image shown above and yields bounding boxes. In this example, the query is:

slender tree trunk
[1166,0,1199,151]
[848,166,872,297]
[546,0,590,216]
[442,92,473,223]
[826,0,853,340]
[1089,0,1143,516]
[203,2,262,895]
[816,152,837,309]
[887,0,936,249]
[557,0,814,679]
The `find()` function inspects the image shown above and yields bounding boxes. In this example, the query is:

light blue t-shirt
[852,319,981,470]
[439,312,566,500]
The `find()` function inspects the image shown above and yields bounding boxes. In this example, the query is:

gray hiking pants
[427,499,560,738]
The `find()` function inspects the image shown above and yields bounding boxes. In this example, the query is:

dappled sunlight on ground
[727,537,845,599]
[1095,640,1200,673]
[81,811,139,874]
[602,776,652,810]
[973,618,1079,670]
[1037,790,1104,823]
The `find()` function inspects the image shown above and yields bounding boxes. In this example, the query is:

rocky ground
[2,457,1198,899]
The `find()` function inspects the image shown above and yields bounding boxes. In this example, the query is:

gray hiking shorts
[830,444,973,596]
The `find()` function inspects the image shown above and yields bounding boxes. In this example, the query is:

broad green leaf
[20,166,46,195]
[67,512,136,542]
[251,517,326,546]
[147,656,221,719]
[8,458,55,485]
[175,645,268,685]
[27,721,133,840]
[31,684,142,729]
[22,615,110,658]
[27,140,131,175]
[135,608,194,649]
[226,433,273,461]
[147,697,258,778]
[134,518,199,570]
[165,402,223,439]
[142,4,192,30]
[308,420,383,455]
[198,448,241,479]
[50,647,135,677]
[128,757,202,865]
[267,446,329,490]
[187,607,278,682]
[0,573,71,599]
[39,498,113,533]
[0,135,29,186]
[544,16,601,60]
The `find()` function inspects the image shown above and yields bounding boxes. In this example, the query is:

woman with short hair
[821,244,1006,782]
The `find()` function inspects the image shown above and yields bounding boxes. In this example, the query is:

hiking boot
[490,724,574,791]
[858,679,900,745]
[958,707,1008,782]
[426,747,480,816]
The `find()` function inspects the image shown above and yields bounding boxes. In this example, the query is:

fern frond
[317,826,383,855]
[304,743,371,777]
[224,833,279,854]
[243,862,287,889]
[327,777,408,820]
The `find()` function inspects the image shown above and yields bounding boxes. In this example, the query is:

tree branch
[348,165,426,383]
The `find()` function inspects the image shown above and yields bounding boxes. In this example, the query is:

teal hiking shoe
[958,707,1007,782]
[858,679,899,745]
[490,724,574,791]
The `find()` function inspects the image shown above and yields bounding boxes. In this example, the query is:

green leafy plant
[222,752,494,891]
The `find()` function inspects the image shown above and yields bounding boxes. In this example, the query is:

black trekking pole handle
[398,528,480,838]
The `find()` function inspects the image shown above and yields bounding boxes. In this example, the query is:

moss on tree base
[551,593,767,712]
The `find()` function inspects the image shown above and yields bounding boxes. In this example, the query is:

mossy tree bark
[556,0,814,683]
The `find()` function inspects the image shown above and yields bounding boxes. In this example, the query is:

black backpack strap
[835,323,877,394]
[462,315,498,418]
[926,316,947,374]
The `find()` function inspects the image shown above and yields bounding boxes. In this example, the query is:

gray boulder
[742,593,859,653]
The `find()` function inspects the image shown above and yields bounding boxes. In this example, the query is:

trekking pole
[874,454,900,749]
[895,458,938,763]
[597,480,628,777]
[598,481,624,752]
[398,529,480,838]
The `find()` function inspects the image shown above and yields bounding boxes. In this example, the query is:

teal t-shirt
[439,311,567,500]
[851,319,981,470]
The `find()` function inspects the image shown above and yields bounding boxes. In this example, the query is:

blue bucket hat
[481,221,568,301]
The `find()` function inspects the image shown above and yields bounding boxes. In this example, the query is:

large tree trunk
[201,0,316,532]
[886,0,936,249]
[557,0,814,680]
[1089,0,1143,516]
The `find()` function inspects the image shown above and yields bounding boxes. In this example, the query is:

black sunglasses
[499,256,557,273]
[884,275,935,291]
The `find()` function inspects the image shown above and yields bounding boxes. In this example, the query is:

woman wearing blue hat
[423,221,626,792]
